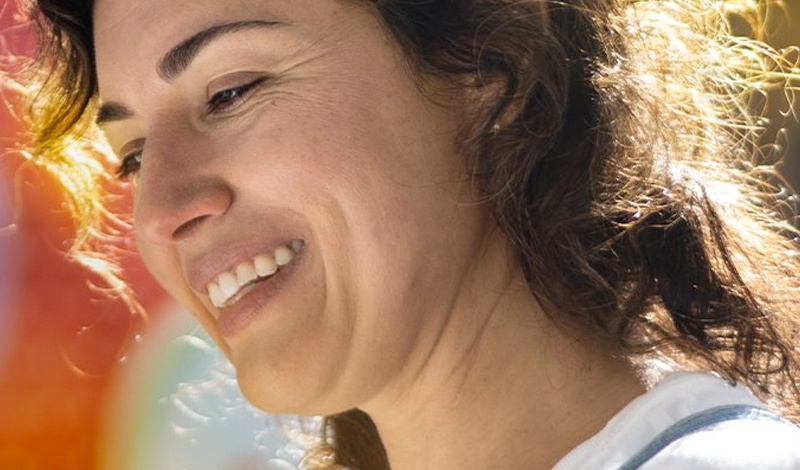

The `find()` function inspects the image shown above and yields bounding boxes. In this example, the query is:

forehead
[92,0,319,40]
[92,0,348,97]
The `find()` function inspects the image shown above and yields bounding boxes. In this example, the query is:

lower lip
[215,251,303,338]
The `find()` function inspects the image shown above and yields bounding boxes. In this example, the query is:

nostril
[172,214,212,241]
[135,177,233,244]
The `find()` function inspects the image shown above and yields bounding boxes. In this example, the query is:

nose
[133,136,233,244]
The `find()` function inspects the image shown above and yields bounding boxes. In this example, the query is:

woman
[21,0,800,468]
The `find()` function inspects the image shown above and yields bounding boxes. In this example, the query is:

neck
[360,238,645,470]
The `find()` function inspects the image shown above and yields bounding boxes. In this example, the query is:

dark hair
[22,0,800,468]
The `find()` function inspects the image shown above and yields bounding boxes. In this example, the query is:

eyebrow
[96,101,135,126]
[157,20,280,82]
[96,19,280,126]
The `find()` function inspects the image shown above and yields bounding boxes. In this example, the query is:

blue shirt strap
[619,404,787,470]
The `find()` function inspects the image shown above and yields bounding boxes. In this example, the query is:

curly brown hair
[20,0,800,468]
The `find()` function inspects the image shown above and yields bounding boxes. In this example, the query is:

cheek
[135,236,169,286]
[135,235,191,311]
[135,234,233,355]
[133,237,178,307]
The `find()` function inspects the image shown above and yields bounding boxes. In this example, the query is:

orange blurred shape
[0,3,167,469]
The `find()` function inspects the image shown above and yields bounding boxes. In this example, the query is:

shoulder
[642,416,800,470]
[553,372,800,470]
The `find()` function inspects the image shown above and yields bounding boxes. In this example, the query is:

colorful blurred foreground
[0,2,316,469]
[2,1,800,469]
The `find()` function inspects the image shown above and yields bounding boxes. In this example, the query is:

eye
[116,150,143,180]
[206,75,269,114]
[115,138,145,180]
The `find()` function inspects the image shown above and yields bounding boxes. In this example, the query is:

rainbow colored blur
[0,2,170,468]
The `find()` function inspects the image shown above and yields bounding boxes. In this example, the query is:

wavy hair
[20,0,800,468]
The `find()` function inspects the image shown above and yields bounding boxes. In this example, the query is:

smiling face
[94,0,499,415]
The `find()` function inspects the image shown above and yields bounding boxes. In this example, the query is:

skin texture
[94,0,645,468]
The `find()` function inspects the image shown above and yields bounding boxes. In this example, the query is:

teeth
[274,245,294,266]
[208,282,224,307]
[254,254,277,277]
[235,261,258,285]
[291,239,304,252]
[206,239,304,309]
[218,272,239,299]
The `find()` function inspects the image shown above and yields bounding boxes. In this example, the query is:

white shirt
[552,372,800,469]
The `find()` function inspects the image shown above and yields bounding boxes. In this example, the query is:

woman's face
[94,0,495,414]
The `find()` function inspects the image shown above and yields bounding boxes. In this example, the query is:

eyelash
[115,77,269,179]
[205,77,269,114]
[116,150,142,180]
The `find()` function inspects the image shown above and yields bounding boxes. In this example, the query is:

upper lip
[186,237,302,295]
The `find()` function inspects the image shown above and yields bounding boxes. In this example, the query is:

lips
[205,239,304,309]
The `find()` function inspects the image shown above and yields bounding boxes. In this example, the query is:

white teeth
[274,245,294,266]
[235,261,258,285]
[218,272,239,299]
[208,282,224,307]
[206,239,304,309]
[254,254,277,277]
